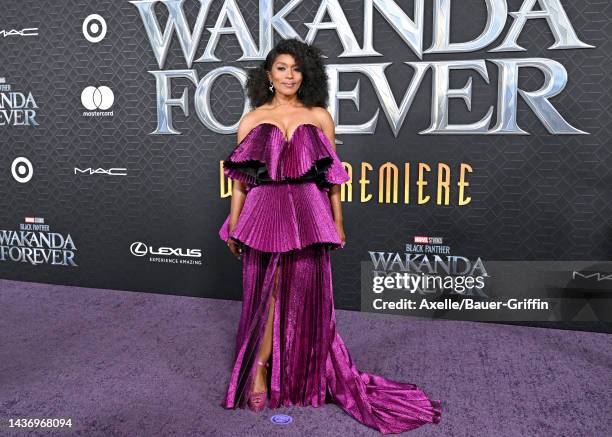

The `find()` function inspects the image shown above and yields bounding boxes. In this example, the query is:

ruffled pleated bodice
[219,122,350,252]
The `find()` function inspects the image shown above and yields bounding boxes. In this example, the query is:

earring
[269,80,274,92]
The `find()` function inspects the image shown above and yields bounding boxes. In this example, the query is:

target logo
[11,157,33,183]
[82,14,107,43]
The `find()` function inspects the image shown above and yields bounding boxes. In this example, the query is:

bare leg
[252,262,280,393]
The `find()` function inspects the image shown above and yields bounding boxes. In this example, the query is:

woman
[218,38,442,434]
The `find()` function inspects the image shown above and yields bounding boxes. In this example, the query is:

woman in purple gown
[219,38,442,434]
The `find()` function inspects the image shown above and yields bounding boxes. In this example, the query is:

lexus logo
[81,86,114,110]
[82,14,106,43]
[130,242,202,258]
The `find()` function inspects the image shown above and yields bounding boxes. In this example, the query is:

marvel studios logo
[25,217,45,224]
[414,236,443,245]
[0,77,11,91]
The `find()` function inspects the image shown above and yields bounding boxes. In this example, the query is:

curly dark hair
[245,38,329,108]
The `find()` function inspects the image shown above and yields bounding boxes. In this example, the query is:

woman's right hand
[227,238,244,260]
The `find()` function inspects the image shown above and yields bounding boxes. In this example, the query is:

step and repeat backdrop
[2,0,611,331]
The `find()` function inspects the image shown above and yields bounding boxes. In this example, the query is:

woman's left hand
[334,222,346,249]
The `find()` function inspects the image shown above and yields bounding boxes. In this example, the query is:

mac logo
[74,167,127,176]
[0,28,38,37]
[572,271,612,282]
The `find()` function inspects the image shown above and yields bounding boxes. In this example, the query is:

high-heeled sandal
[247,359,269,412]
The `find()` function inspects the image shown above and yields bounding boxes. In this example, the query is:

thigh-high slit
[221,244,442,434]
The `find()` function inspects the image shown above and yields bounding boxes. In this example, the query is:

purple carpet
[0,279,610,436]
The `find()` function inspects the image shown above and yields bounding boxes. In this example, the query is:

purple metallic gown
[218,122,442,434]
